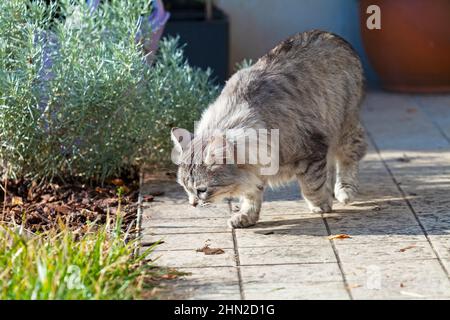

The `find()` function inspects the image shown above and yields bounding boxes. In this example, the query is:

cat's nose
[196,187,208,197]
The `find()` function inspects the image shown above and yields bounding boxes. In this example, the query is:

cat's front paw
[227,213,257,228]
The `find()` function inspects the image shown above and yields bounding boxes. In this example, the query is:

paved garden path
[140,92,450,299]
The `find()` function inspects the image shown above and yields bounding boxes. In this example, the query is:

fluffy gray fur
[171,30,367,228]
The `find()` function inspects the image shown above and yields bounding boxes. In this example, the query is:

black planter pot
[162,6,229,84]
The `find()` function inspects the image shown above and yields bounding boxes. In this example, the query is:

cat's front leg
[228,191,263,228]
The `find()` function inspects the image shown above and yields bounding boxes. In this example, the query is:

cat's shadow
[245,194,447,236]
[248,161,450,236]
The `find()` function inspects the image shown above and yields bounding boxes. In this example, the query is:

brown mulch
[0,174,158,233]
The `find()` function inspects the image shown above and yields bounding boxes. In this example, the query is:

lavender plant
[0,0,218,182]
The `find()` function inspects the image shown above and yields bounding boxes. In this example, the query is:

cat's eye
[196,187,207,195]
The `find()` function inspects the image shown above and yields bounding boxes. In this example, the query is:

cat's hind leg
[334,123,367,204]
[297,153,333,213]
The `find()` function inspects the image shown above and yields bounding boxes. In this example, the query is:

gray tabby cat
[171,30,367,228]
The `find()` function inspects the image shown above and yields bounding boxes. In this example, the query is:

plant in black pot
[163,0,229,84]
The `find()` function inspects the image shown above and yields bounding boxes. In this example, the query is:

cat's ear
[171,127,193,164]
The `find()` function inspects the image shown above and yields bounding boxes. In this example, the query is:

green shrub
[0,0,218,182]
[143,38,219,164]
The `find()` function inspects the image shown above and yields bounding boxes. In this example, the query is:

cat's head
[170,128,259,207]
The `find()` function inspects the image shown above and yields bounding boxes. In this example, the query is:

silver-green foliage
[0,0,218,181]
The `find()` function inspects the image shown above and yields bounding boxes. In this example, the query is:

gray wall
[216,0,378,86]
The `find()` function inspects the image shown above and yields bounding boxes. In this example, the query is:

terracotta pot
[360,0,450,93]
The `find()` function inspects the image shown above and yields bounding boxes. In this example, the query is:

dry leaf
[347,283,362,289]
[11,196,23,206]
[143,195,154,202]
[149,190,164,196]
[399,245,416,252]
[110,178,125,186]
[161,274,178,280]
[95,187,108,194]
[48,203,71,214]
[328,234,352,240]
[27,181,37,201]
[196,244,225,255]
[396,154,411,163]
[40,194,55,203]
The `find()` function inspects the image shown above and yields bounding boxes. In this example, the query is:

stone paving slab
[150,248,237,268]
[142,216,230,234]
[235,227,329,248]
[141,92,450,299]
[240,263,343,283]
[243,282,349,300]
[245,215,327,231]
[238,245,336,266]
[344,259,450,299]
[428,235,450,259]
[144,232,234,251]
[325,225,427,244]
[363,93,449,151]
[157,267,241,300]
[415,95,450,141]
[335,240,435,262]
[144,202,230,220]
[363,92,450,280]
[240,263,350,299]
[325,208,420,229]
